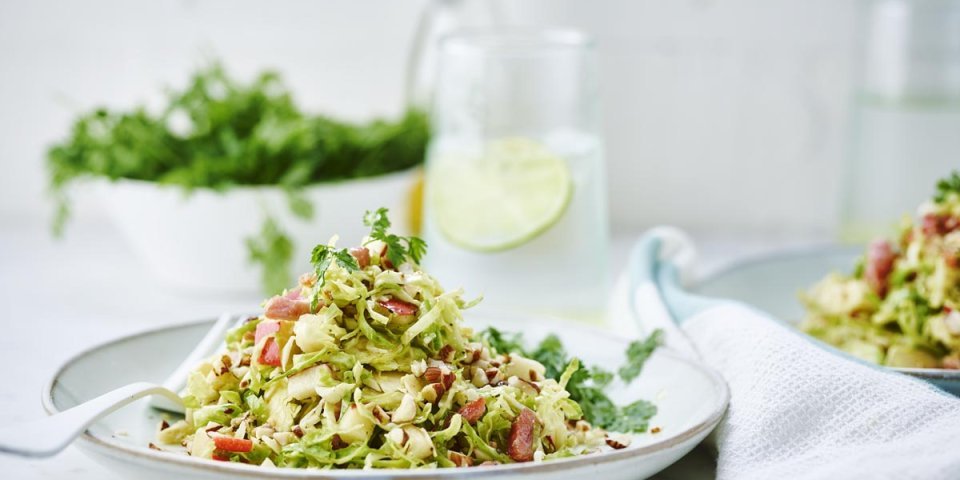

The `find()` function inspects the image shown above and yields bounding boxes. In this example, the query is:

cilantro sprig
[363,208,427,266]
[480,327,663,433]
[308,243,359,310]
[308,208,427,310]
[480,328,527,359]
[934,171,960,204]
[619,329,664,382]
[245,216,295,295]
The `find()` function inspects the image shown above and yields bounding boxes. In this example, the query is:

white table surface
[0,218,829,478]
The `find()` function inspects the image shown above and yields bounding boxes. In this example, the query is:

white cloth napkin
[681,302,960,480]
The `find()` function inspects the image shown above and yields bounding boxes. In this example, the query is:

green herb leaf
[607,399,658,433]
[935,171,960,204]
[529,334,570,380]
[51,195,69,238]
[332,249,360,270]
[311,245,332,272]
[479,327,527,358]
[587,365,614,388]
[285,189,314,220]
[619,329,663,382]
[309,244,359,310]
[407,236,428,264]
[245,216,294,295]
[364,207,391,235]
[484,327,661,433]
[362,207,427,266]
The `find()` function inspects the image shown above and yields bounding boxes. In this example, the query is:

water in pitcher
[422,130,609,320]
[422,29,609,320]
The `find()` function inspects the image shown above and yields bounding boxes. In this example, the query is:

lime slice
[429,137,573,252]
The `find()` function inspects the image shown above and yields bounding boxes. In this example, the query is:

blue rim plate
[691,246,960,395]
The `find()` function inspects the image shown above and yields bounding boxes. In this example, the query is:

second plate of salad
[694,173,960,393]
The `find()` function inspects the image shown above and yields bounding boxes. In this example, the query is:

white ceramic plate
[692,247,960,395]
[43,313,728,480]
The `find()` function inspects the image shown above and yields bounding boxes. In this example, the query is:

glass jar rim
[439,28,593,56]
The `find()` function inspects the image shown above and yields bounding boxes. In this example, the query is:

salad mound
[157,209,651,468]
[801,173,960,369]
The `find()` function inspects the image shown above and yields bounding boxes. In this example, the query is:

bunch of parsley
[47,64,429,294]
[481,327,663,433]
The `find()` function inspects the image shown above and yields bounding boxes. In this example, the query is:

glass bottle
[841,0,960,242]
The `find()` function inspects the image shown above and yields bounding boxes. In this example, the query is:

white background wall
[0,0,857,236]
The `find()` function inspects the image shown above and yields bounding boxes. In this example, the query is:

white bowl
[96,169,419,295]
[43,313,728,480]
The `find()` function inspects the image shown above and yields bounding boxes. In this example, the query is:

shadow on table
[652,444,716,480]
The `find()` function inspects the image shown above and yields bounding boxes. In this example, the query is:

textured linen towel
[683,303,960,480]
[626,229,960,480]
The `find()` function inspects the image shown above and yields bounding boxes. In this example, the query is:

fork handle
[150,312,238,413]
[0,382,181,458]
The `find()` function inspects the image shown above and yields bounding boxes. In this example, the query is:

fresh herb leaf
[363,207,427,266]
[483,327,661,433]
[51,195,69,238]
[479,327,527,358]
[311,246,333,277]
[309,243,359,310]
[407,236,428,264]
[607,399,658,433]
[619,329,664,382]
[935,171,960,204]
[245,216,294,295]
[365,207,406,266]
[529,334,572,380]
[364,207,392,234]
[568,379,620,428]
[306,209,415,310]
[285,189,314,220]
[565,359,657,433]
[332,249,360,271]
[587,364,615,388]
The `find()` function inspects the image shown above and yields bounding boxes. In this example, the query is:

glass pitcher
[422,29,610,321]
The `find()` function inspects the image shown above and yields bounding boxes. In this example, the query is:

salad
[156,209,658,468]
[801,173,960,369]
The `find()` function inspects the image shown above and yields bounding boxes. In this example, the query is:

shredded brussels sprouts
[156,209,657,468]
[801,173,960,369]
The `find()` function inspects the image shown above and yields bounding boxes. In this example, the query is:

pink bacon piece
[865,239,896,298]
[255,320,280,345]
[507,408,536,462]
[922,214,960,237]
[378,298,418,316]
[259,338,281,366]
[349,247,370,269]
[264,295,311,320]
